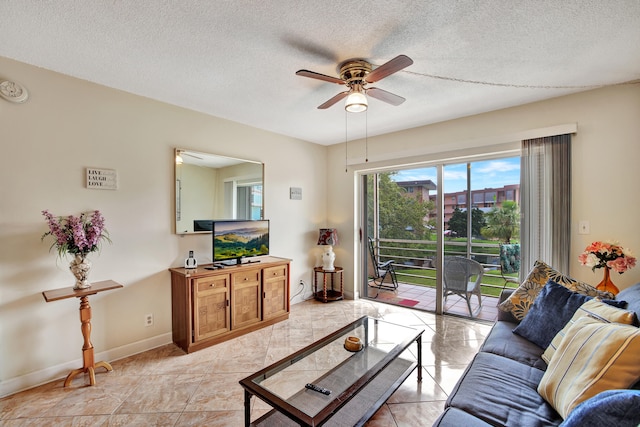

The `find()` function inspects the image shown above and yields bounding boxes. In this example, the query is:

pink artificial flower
[608,257,628,273]
[579,240,636,274]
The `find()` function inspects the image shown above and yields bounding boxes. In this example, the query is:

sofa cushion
[541,298,637,364]
[432,407,495,427]
[446,352,562,427]
[538,316,640,419]
[498,260,614,320]
[559,389,640,427]
[616,283,640,326]
[513,280,592,348]
[479,321,547,370]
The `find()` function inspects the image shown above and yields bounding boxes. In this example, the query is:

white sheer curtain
[520,134,572,275]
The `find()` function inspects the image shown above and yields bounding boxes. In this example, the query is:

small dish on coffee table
[344,336,363,352]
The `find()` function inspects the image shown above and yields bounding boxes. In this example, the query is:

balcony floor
[365,282,501,322]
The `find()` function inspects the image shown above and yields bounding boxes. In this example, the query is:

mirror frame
[174,148,264,234]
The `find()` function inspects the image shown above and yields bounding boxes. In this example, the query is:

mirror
[175,148,264,234]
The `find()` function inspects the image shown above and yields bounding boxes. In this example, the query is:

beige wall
[0,56,327,396]
[327,84,640,298]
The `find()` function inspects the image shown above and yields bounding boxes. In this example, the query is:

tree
[481,200,520,243]
[447,207,486,238]
[374,172,430,240]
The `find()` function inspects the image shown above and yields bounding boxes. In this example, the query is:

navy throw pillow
[513,279,592,348]
[603,299,628,309]
[560,390,640,427]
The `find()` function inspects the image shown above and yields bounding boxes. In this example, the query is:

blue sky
[392,157,520,193]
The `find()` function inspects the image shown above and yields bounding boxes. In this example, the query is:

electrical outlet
[145,313,153,327]
[299,279,304,287]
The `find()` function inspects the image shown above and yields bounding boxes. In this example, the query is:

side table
[42,280,123,386]
[313,266,344,302]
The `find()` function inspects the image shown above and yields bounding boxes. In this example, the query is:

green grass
[395,267,519,297]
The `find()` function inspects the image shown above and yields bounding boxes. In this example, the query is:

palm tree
[481,201,520,243]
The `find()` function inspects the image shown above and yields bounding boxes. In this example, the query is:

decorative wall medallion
[0,80,29,103]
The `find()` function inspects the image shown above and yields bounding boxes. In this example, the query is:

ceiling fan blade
[296,69,344,85]
[365,55,413,83]
[317,91,349,109]
[366,87,406,106]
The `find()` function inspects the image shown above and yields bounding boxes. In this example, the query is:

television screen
[212,219,269,265]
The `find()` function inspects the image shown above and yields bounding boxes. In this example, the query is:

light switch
[290,187,302,200]
[578,220,590,235]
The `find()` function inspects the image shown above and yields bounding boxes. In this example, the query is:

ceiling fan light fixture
[345,90,367,113]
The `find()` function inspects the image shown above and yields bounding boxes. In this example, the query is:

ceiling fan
[175,149,202,165]
[296,55,413,112]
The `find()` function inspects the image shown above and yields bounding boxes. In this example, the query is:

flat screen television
[212,219,269,265]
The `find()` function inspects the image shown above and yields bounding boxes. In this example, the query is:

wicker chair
[443,256,484,317]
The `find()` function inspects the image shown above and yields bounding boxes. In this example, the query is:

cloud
[476,160,520,174]
[444,169,466,180]
[393,168,437,182]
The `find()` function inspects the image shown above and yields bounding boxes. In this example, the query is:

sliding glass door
[362,156,520,319]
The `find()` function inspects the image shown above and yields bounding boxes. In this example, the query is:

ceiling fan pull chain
[345,110,348,173]
[365,110,368,163]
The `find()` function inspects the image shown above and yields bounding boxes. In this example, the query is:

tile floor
[0,298,494,426]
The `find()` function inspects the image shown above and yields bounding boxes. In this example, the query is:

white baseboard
[0,332,172,398]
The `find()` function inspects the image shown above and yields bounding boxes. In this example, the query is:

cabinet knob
[244,277,248,281]
[210,283,215,288]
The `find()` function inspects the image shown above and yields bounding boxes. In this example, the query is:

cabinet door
[193,274,230,341]
[231,269,262,330]
[263,264,289,320]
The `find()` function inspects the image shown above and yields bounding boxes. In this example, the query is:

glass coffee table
[239,316,423,426]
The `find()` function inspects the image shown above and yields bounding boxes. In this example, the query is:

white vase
[321,246,336,271]
[70,254,92,290]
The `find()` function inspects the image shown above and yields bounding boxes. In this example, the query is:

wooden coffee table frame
[240,316,423,426]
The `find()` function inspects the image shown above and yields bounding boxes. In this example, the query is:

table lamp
[317,228,338,271]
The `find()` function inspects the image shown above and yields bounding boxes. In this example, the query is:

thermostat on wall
[290,187,302,200]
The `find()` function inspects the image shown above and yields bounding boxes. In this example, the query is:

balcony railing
[374,238,520,297]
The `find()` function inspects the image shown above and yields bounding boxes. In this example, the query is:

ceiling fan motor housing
[339,60,372,87]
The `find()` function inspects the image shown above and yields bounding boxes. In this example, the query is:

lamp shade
[317,228,338,246]
[345,91,367,113]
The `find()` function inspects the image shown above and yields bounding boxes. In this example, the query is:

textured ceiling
[1,1,639,145]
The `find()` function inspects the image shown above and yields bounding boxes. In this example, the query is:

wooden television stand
[169,256,291,353]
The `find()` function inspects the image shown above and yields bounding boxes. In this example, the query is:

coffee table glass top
[240,316,422,422]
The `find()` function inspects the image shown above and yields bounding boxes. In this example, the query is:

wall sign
[86,168,118,190]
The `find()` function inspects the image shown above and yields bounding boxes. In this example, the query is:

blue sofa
[433,283,640,427]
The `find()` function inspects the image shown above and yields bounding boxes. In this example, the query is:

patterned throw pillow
[498,260,615,320]
[537,316,640,419]
[541,298,636,364]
